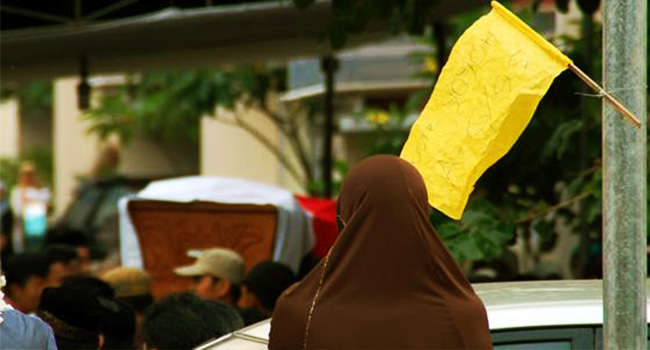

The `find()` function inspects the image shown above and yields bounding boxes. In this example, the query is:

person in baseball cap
[173,248,245,306]
[101,267,154,349]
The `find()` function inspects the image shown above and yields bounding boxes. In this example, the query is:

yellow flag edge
[491,1,573,67]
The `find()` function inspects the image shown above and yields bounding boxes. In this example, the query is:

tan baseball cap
[102,267,152,298]
[173,248,245,284]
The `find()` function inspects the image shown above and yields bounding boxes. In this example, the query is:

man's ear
[217,278,232,298]
[7,283,22,297]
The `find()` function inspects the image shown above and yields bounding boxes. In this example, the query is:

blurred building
[1,0,573,215]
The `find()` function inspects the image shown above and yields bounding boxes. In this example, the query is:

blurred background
[0,0,648,282]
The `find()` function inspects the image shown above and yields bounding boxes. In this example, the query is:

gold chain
[303,251,331,350]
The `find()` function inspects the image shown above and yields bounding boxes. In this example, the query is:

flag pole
[568,63,642,129]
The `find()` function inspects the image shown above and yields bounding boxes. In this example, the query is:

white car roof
[475,279,650,330]
[197,279,650,349]
[195,320,271,350]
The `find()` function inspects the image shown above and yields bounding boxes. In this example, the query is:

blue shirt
[0,309,58,350]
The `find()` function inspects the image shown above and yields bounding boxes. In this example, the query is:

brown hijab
[269,155,492,349]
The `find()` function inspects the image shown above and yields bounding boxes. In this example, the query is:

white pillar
[53,77,101,216]
[0,98,20,159]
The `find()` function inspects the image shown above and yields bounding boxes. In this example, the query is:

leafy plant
[1,80,53,112]
[88,66,315,185]
[0,147,53,190]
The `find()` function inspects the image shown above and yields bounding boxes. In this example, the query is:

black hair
[119,294,154,314]
[243,261,296,312]
[143,292,243,350]
[62,276,115,298]
[238,307,268,326]
[4,252,49,289]
[46,227,89,247]
[46,245,79,266]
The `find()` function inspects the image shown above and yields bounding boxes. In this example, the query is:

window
[492,327,594,350]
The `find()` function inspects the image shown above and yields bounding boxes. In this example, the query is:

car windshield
[91,186,131,228]
[64,186,104,230]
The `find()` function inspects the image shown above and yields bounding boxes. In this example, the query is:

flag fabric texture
[400,1,572,220]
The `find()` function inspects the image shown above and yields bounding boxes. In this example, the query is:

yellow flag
[401,1,572,220]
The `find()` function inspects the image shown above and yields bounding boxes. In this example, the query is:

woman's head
[336,155,430,236]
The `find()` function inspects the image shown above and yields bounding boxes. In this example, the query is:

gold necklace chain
[303,251,331,350]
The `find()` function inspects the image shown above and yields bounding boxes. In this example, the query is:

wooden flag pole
[568,63,642,129]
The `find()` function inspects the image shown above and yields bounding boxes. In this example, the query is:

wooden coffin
[127,200,277,299]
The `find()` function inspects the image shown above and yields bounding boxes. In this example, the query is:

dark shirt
[238,308,267,326]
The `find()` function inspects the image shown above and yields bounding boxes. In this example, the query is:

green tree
[0,81,54,190]
[88,66,314,185]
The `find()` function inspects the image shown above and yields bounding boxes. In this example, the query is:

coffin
[128,200,278,298]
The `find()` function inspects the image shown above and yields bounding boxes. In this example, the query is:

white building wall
[200,105,306,194]
[53,77,101,216]
[0,98,20,158]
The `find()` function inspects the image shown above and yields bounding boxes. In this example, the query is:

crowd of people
[0,161,301,350]
[1,243,297,349]
[1,155,497,349]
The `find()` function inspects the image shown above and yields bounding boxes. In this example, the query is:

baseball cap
[173,248,245,285]
[102,267,152,298]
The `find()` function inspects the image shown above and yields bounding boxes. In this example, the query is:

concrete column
[53,77,101,216]
[0,98,20,159]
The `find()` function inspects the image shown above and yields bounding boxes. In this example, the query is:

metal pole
[578,13,594,278]
[602,0,647,348]
[320,56,338,198]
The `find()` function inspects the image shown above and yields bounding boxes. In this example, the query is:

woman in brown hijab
[269,155,492,349]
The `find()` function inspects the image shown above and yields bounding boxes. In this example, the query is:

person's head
[45,245,81,287]
[62,276,115,298]
[101,267,153,313]
[46,228,91,275]
[4,252,49,313]
[38,286,135,350]
[18,161,38,187]
[102,267,154,349]
[173,248,245,305]
[238,261,296,314]
[268,156,493,350]
[143,292,243,350]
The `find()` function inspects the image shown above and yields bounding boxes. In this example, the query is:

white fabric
[0,275,7,324]
[119,176,314,273]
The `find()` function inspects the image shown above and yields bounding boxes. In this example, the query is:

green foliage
[291,0,446,49]
[89,65,313,184]
[541,119,584,161]
[346,2,648,269]
[88,66,287,145]
[0,147,53,190]
[0,158,20,189]
[434,199,515,262]
[307,160,349,197]
[0,81,53,112]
